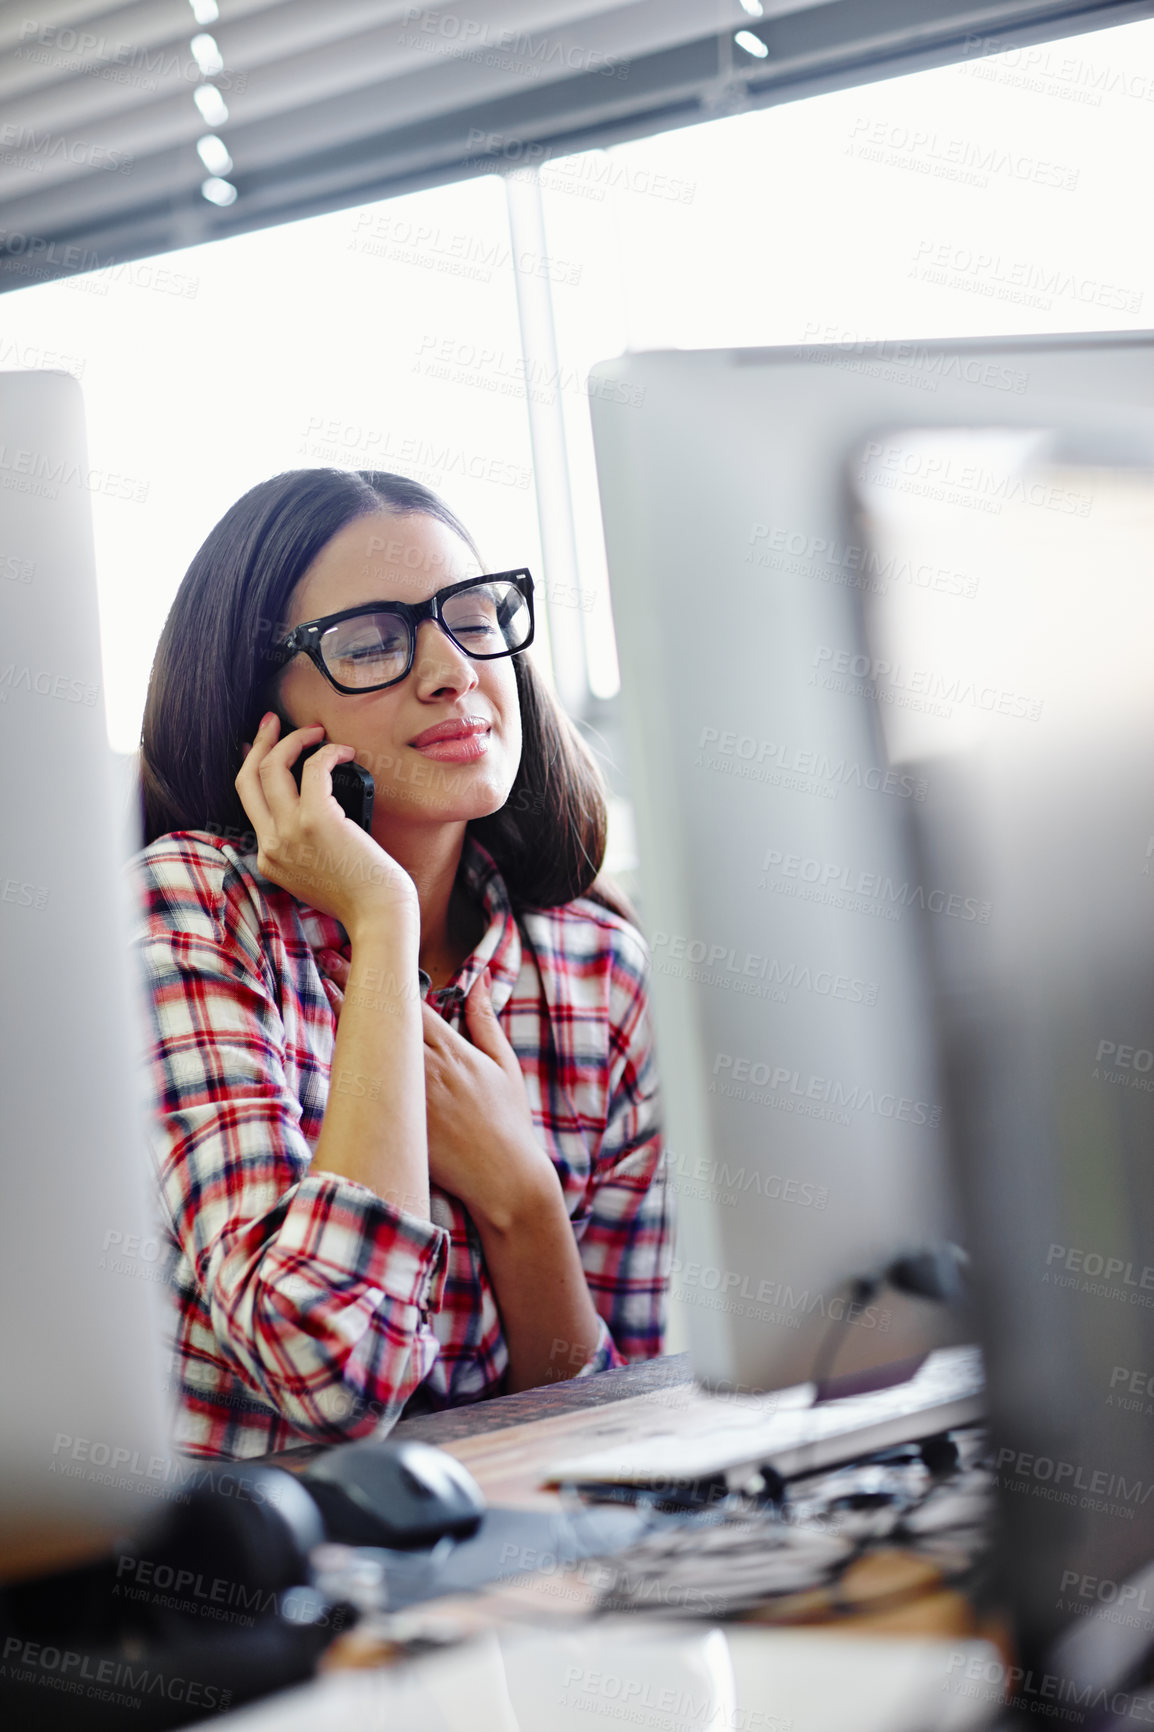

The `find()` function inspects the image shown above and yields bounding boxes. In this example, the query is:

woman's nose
[412,618,479,696]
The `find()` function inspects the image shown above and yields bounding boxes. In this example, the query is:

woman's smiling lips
[407,716,492,762]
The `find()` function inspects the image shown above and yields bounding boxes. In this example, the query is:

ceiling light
[196,134,233,176]
[190,33,224,76]
[193,85,229,126]
[201,177,238,207]
[734,30,769,58]
[189,0,219,21]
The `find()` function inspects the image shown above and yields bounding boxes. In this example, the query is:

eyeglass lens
[319,578,531,690]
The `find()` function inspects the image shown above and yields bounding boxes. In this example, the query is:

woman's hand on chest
[421,969,558,1231]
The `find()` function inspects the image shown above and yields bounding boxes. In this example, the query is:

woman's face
[274,511,523,842]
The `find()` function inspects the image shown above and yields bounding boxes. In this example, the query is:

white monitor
[588,332,1154,1396]
[0,370,170,1579]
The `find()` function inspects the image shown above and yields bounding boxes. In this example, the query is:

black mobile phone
[292,743,375,832]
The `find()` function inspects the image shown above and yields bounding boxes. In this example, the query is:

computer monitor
[589,334,1150,1392]
[0,370,171,1580]
[589,332,1154,1704]
[913,736,1154,1712]
[853,362,1154,1697]
[588,340,981,1397]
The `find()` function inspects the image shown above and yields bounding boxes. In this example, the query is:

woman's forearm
[473,1166,605,1392]
[311,914,430,1218]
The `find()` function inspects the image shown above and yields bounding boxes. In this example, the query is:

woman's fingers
[424,978,525,1093]
[233,711,280,834]
[323,951,352,993]
[305,743,361,821]
[255,720,327,811]
[240,717,356,840]
[462,971,510,1067]
[234,715,417,931]
[235,714,344,875]
[421,1001,453,1053]
[464,972,524,1086]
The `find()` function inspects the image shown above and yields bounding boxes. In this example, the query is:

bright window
[2,174,538,753]
[2,17,1150,755]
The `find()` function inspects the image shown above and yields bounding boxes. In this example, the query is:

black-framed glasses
[268,570,534,695]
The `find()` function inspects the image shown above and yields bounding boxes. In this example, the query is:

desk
[221,1356,1007,1732]
[390,1352,697,1511]
[383,1354,996,1642]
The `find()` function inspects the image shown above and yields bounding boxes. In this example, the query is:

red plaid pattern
[127,830,671,1459]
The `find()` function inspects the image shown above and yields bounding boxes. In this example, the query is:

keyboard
[546,1345,984,1489]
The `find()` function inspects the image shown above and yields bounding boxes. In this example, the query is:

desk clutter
[309,1424,993,1669]
[544,1344,984,1490]
[586,1427,992,1622]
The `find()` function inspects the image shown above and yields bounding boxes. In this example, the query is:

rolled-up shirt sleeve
[132,842,448,1447]
[573,925,673,1371]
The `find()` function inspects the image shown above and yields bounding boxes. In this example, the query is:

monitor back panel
[588,335,1154,1396]
[0,370,170,1577]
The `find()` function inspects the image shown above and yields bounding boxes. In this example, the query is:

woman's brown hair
[139,468,631,917]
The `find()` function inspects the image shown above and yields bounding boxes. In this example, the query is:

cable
[808,1271,883,1395]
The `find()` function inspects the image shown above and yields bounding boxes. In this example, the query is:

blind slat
[0,0,1147,292]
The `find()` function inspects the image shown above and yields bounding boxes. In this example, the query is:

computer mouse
[301,1438,486,1549]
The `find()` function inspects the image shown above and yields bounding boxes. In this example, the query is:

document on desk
[546,1345,984,1489]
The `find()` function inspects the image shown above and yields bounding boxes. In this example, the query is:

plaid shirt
[127,829,671,1460]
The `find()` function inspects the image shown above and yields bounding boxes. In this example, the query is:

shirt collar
[291,833,521,1014]
[453,834,521,1016]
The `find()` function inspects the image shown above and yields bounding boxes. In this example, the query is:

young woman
[133,468,671,1460]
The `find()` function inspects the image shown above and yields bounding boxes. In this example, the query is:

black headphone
[0,1463,345,1731]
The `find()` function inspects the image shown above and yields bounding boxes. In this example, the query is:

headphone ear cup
[144,1464,325,1602]
[0,1468,336,1729]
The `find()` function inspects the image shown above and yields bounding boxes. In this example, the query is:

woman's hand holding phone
[235,713,416,938]
[238,715,430,1215]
